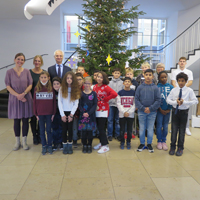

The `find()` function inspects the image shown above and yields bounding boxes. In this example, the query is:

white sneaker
[93,143,101,150]
[97,145,109,154]
[186,128,191,136]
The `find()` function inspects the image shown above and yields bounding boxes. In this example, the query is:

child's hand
[83,113,89,118]
[51,115,54,122]
[124,112,129,117]
[36,116,39,121]
[62,116,67,122]
[144,107,150,113]
[68,114,73,122]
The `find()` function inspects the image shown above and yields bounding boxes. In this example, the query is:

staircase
[0,91,8,118]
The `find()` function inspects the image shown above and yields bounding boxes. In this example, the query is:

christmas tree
[75,0,151,75]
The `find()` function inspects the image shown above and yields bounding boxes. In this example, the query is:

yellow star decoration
[106,54,113,65]
[74,31,81,37]
[85,25,90,31]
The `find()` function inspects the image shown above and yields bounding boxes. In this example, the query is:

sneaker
[97,145,109,154]
[176,148,183,156]
[157,142,162,150]
[108,136,112,141]
[52,144,58,151]
[42,146,47,155]
[94,143,101,150]
[48,146,53,154]
[147,144,154,153]
[120,142,124,149]
[127,142,131,150]
[169,148,175,155]
[186,128,191,136]
[162,142,168,151]
[137,144,145,152]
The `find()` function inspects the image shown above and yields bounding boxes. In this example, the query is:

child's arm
[149,87,161,112]
[166,89,177,106]
[182,89,198,106]
[78,97,84,113]
[117,95,126,115]
[103,86,118,102]
[58,88,65,117]
[135,88,145,111]
[127,98,135,115]
[87,92,98,116]
[71,99,79,116]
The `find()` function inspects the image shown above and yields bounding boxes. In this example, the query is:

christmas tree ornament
[85,25,90,31]
[106,54,113,65]
[86,50,90,56]
[74,31,81,37]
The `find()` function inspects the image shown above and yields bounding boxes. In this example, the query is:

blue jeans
[156,110,170,143]
[107,106,120,137]
[138,111,157,145]
[38,115,52,147]
[52,113,62,145]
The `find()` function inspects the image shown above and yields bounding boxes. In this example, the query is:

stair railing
[141,17,200,70]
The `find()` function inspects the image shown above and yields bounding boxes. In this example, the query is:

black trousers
[96,117,109,146]
[81,130,93,145]
[30,115,40,137]
[119,117,134,143]
[62,112,73,143]
[171,108,189,150]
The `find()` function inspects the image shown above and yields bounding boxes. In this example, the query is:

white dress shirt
[56,64,63,77]
[171,68,193,87]
[166,86,198,110]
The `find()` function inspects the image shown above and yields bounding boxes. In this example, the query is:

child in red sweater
[93,71,118,153]
[33,71,56,155]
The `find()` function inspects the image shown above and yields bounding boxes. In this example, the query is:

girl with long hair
[33,71,56,155]
[93,71,118,153]
[58,71,81,154]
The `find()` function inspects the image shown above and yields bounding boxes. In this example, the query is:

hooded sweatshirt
[135,82,161,112]
[157,82,173,110]
[108,77,123,107]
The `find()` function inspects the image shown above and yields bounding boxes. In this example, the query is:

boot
[82,145,87,153]
[63,143,68,154]
[13,137,21,151]
[33,135,38,145]
[87,145,92,154]
[68,143,73,154]
[22,136,29,150]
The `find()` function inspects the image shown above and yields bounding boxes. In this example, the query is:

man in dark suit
[48,50,71,81]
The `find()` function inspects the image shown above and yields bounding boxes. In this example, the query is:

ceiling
[0,0,200,20]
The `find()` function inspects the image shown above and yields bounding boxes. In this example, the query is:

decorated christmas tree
[75,0,151,75]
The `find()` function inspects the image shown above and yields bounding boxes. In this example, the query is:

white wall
[177,4,200,35]
[0,9,61,90]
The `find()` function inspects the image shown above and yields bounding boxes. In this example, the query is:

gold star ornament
[85,25,90,31]
[74,31,81,37]
[106,54,113,65]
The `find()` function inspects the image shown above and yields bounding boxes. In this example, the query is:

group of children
[33,60,198,156]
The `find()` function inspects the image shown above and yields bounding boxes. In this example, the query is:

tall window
[137,19,167,68]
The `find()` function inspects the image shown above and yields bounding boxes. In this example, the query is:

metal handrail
[0,54,48,70]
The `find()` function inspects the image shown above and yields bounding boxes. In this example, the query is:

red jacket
[33,86,56,116]
[93,84,118,113]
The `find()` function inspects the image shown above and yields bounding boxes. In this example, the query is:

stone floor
[0,118,200,200]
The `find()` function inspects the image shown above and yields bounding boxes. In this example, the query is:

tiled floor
[0,118,200,200]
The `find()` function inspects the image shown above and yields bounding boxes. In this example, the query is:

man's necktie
[58,65,61,78]
[175,88,182,114]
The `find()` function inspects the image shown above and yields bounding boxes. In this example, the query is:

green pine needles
[75,0,151,75]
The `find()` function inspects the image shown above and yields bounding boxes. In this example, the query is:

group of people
[4,50,198,156]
